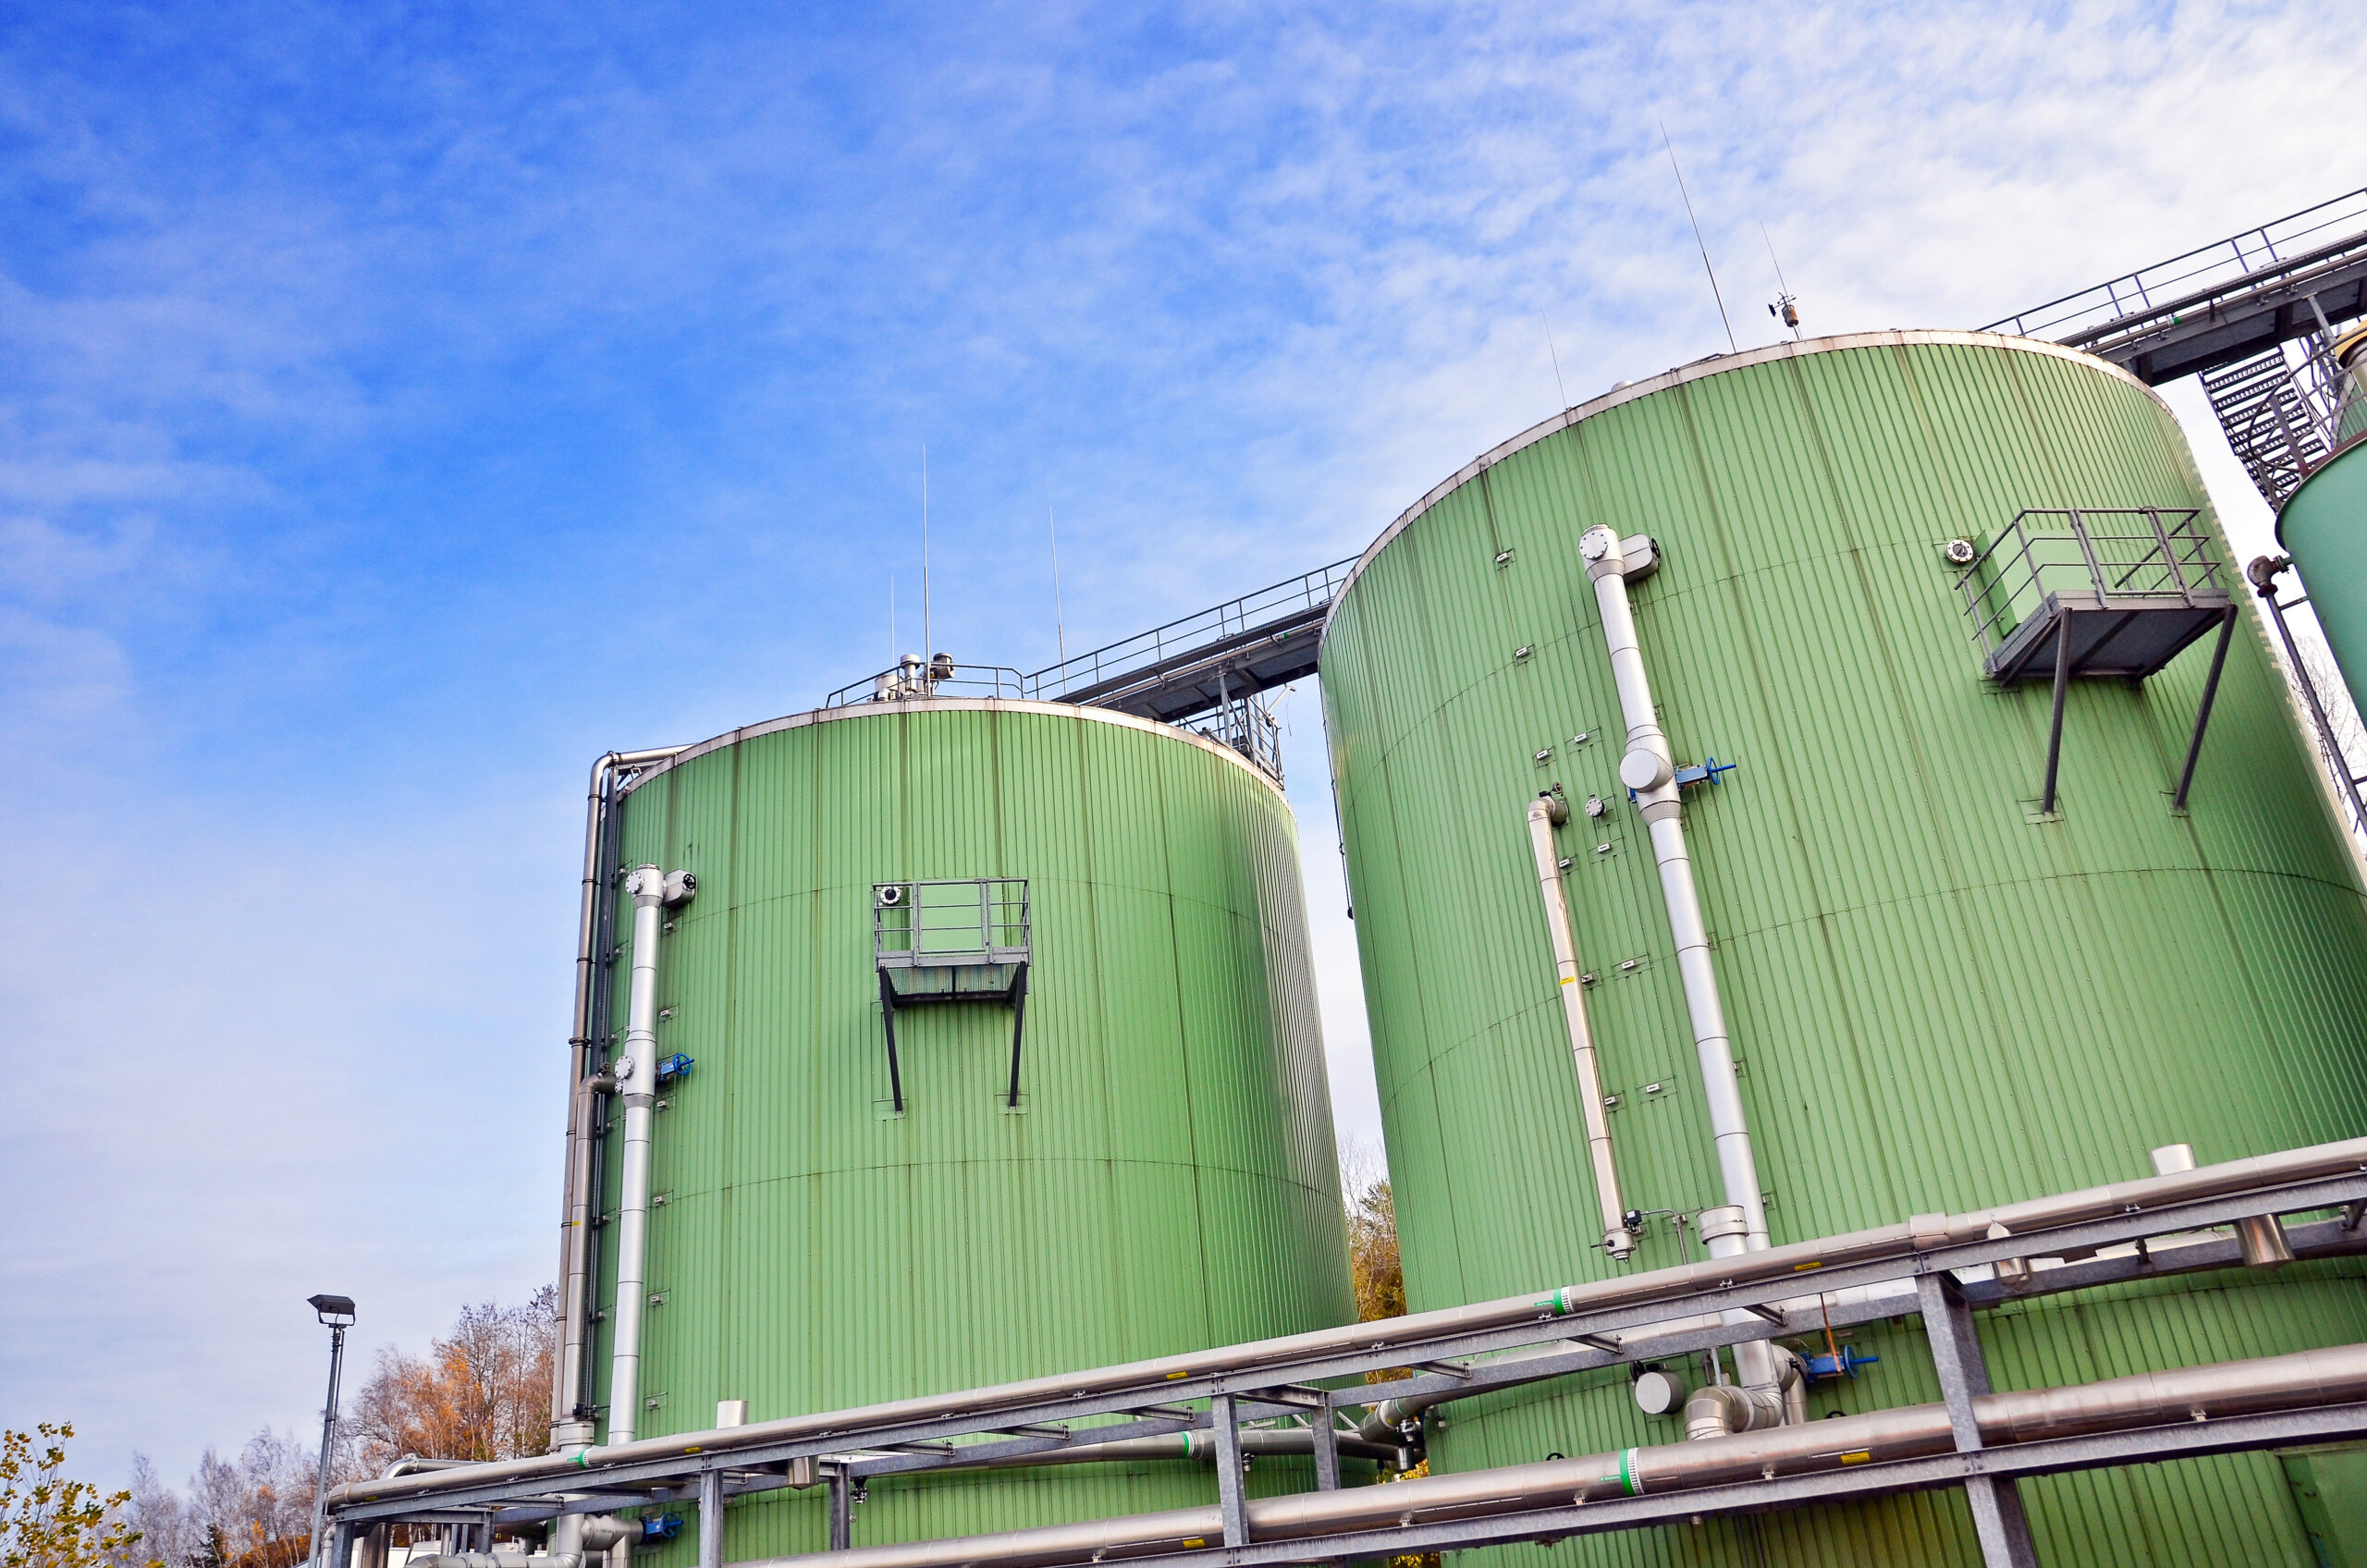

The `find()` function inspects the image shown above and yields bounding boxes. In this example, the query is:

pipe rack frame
[329,1145,2367,1528]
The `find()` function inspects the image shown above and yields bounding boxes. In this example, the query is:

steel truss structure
[330,1163,2367,1568]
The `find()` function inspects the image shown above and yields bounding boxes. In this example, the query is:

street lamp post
[306,1294,357,1568]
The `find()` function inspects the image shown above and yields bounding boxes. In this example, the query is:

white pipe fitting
[607,865,671,1446]
[1582,528,1779,1397]
[1526,795,1635,1261]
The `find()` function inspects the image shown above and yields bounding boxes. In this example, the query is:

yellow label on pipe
[1839,1451,1872,1465]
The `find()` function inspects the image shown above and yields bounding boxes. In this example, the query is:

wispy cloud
[0,0,2352,1484]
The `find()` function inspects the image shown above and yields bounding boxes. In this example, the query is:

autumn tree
[350,1288,557,1467]
[3,1423,144,1568]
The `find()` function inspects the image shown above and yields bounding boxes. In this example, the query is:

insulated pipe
[1580,526,1772,1389]
[326,1134,2367,1508]
[405,1557,583,1568]
[556,748,683,1445]
[719,1345,2367,1568]
[607,865,670,1447]
[938,1427,1399,1473]
[1525,794,1635,1260]
[730,1343,2367,1568]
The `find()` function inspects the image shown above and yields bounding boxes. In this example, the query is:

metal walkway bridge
[925,192,2367,739]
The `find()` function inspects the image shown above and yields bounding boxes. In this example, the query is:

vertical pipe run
[607,866,669,1446]
[2253,558,2367,830]
[1580,526,1775,1391]
[1525,795,1635,1259]
[556,749,681,1449]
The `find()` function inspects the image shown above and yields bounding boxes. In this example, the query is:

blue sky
[3,0,2352,1488]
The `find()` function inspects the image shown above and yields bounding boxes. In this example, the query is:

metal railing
[1981,187,2367,344]
[874,878,1031,971]
[1957,508,2223,668]
[2226,337,2367,506]
[826,658,1032,708]
[1022,557,1356,700]
[1193,695,1285,785]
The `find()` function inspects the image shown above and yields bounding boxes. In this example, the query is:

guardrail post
[698,1467,724,1568]
[1916,1272,2039,1567]
[827,1464,852,1553]
[1211,1392,1248,1547]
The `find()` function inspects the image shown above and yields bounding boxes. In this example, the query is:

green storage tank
[1318,330,2367,1566]
[583,697,1354,1557]
[2280,441,2367,715]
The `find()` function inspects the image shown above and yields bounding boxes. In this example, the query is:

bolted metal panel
[585,700,1353,1559]
[1321,333,2367,1566]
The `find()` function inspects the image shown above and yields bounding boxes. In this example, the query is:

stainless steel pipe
[331,1133,2367,1509]
[554,748,683,1448]
[1525,793,1634,1260]
[1580,524,1772,1390]
[743,1343,2367,1568]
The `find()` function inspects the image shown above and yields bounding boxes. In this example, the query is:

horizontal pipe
[747,1343,2367,1568]
[405,1556,582,1568]
[329,1135,2367,1509]
[923,1427,1398,1474]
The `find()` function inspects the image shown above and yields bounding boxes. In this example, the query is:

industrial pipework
[734,1343,2367,1568]
[608,863,695,1447]
[556,748,684,1452]
[1525,791,1635,1260]
[1578,525,1776,1395]
[327,1133,2367,1515]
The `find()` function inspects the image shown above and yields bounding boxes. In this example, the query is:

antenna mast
[1543,312,1571,409]
[1660,123,1737,355]
[1049,505,1069,685]
[921,445,933,655]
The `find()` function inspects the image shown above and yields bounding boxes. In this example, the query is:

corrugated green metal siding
[1322,337,2367,1566]
[584,702,1354,1555]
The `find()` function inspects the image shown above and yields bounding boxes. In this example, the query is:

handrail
[1981,187,2367,343]
[1022,558,1356,701]
[825,661,1032,707]
[2226,338,2367,506]
[1956,508,2222,669]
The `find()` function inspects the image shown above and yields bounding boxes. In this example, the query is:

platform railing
[1958,508,2221,668]
[1022,557,1356,701]
[1982,187,2367,344]
[824,661,1032,707]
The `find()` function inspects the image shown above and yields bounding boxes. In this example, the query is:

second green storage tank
[583,696,1354,1557]
[1320,330,2367,1566]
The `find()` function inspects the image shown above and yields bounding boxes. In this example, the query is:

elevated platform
[1961,508,2232,681]
[1981,588,2232,684]
[1958,508,2237,814]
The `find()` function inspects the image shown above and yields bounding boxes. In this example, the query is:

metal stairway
[2203,348,2333,506]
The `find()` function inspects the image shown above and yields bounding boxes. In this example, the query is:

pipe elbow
[1683,1383,1784,1441]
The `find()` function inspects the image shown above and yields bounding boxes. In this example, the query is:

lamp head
[308,1293,356,1328]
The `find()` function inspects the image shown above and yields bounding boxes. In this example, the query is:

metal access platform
[1960,508,2232,682]
[1957,508,2237,815]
